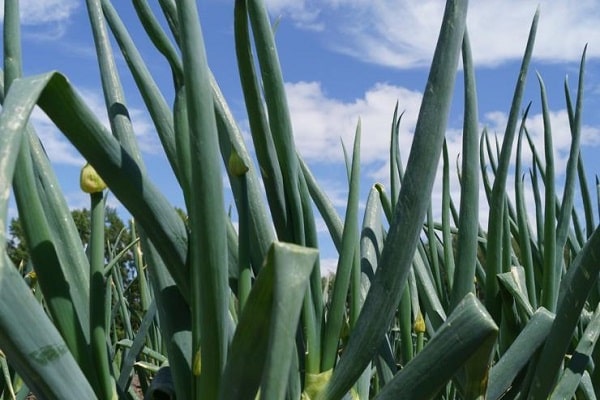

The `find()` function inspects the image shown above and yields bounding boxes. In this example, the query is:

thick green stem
[237,176,252,311]
[85,0,143,165]
[398,287,413,364]
[177,0,230,397]
[89,192,116,399]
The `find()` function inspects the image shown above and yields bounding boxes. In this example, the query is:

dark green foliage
[6,207,142,332]
[1,0,599,399]
[6,217,27,268]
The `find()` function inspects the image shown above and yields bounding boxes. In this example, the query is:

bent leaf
[3,72,190,303]
[220,242,317,400]
[374,294,497,400]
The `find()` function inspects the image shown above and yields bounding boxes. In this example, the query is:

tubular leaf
[320,2,468,397]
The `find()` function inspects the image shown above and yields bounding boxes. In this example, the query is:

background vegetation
[1,0,599,399]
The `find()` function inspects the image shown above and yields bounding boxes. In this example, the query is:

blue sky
[2,0,600,271]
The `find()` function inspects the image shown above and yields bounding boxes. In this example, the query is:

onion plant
[1,0,600,399]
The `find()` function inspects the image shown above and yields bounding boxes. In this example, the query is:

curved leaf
[0,255,97,399]
[375,294,497,400]
[220,242,317,400]
[8,72,190,304]
[487,308,554,400]
[529,225,600,399]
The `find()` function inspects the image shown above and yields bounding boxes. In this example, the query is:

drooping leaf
[220,242,318,400]
[374,294,497,400]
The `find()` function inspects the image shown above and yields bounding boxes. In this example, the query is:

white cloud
[267,0,599,68]
[30,107,83,166]
[0,0,78,40]
[286,81,421,165]
[320,257,338,275]
[265,0,323,30]
[467,1,596,66]
[287,79,600,172]
[0,0,78,26]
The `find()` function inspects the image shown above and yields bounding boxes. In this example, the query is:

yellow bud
[25,271,38,288]
[80,163,106,193]
[193,348,201,376]
[303,370,332,399]
[228,150,249,177]
[414,311,426,334]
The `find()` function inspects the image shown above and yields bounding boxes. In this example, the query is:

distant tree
[175,206,189,229]
[6,217,28,269]
[7,207,131,267]
[6,207,142,330]
[71,208,92,246]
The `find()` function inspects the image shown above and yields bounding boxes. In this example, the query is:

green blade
[413,243,447,331]
[0,119,93,396]
[219,242,317,400]
[299,155,343,251]
[101,0,181,184]
[565,70,596,237]
[176,0,230,397]
[485,8,539,320]
[528,225,600,399]
[24,72,189,303]
[212,75,276,274]
[514,104,538,308]
[299,170,323,375]
[85,0,143,166]
[88,191,115,399]
[0,76,24,235]
[234,0,287,238]
[0,255,97,400]
[1,73,94,379]
[538,73,558,312]
[555,47,587,270]
[321,122,361,371]
[139,229,192,400]
[486,308,554,400]
[247,0,304,244]
[577,371,597,400]
[497,266,535,319]
[130,0,183,83]
[450,29,480,310]
[374,294,497,400]
[551,301,600,399]
[441,141,455,293]
[320,2,468,397]
[389,102,401,210]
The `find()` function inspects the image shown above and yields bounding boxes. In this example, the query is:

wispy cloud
[266,0,599,68]
[0,0,79,39]
[30,107,84,166]
[0,0,79,25]
[284,78,600,233]
[285,81,421,164]
[265,0,324,30]
[286,79,600,170]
